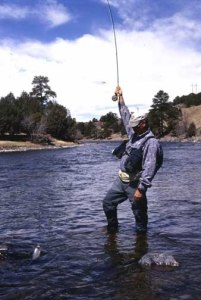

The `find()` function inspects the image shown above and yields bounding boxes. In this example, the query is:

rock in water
[163,255,179,266]
[139,252,179,267]
[138,253,153,266]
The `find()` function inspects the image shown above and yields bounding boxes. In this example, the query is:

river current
[0,141,201,300]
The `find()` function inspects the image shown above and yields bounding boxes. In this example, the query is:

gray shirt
[118,101,162,191]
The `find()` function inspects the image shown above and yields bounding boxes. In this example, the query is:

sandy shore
[1,133,201,153]
[0,139,77,152]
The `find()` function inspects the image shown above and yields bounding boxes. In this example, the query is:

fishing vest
[113,136,163,174]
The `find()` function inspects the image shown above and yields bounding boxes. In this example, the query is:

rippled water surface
[0,141,201,299]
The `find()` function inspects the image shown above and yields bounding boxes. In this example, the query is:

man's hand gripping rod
[112,86,122,101]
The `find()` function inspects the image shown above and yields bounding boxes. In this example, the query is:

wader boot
[105,210,118,232]
[131,196,148,234]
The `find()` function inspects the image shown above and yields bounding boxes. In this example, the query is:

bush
[30,134,53,144]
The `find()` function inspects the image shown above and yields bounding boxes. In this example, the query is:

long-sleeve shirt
[118,101,162,192]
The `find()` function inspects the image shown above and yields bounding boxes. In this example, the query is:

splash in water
[32,245,41,260]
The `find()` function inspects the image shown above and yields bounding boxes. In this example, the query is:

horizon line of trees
[0,75,199,142]
[0,76,77,143]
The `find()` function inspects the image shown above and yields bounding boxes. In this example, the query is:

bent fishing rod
[106,0,121,101]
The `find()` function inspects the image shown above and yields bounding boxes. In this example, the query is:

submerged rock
[138,252,179,267]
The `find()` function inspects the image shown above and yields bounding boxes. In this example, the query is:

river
[0,141,200,300]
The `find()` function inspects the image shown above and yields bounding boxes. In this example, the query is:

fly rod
[106,0,121,101]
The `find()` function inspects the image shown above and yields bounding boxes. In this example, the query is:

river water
[0,141,200,300]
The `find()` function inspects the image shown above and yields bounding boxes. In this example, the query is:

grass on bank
[0,135,76,151]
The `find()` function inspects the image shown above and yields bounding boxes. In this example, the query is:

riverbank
[160,135,201,142]
[1,133,201,152]
[83,133,201,143]
[0,138,77,152]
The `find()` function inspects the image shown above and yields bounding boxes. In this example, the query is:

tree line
[173,92,201,107]
[0,76,198,142]
[0,76,77,143]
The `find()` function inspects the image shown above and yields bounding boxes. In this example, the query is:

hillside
[181,105,201,133]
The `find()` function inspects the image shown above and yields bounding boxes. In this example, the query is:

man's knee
[103,193,115,213]
[131,195,147,211]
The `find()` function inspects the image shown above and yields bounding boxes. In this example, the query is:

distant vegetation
[173,92,201,107]
[0,75,199,143]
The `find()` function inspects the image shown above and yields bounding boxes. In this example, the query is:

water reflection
[103,233,161,299]
[104,232,148,265]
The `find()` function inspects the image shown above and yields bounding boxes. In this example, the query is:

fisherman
[103,86,163,234]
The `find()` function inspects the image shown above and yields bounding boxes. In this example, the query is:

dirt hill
[181,105,201,133]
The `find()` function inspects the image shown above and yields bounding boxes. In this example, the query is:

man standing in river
[103,86,163,234]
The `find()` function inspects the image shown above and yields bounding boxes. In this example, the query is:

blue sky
[0,0,201,121]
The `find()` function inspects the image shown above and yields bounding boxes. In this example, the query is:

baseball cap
[128,113,148,128]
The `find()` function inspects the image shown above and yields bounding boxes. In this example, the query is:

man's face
[133,120,146,135]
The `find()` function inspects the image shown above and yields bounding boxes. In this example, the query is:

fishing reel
[112,94,118,101]
[112,93,122,101]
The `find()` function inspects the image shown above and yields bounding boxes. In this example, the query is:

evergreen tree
[149,90,179,137]
[46,101,69,139]
[30,76,56,106]
[100,112,120,135]
[0,93,19,135]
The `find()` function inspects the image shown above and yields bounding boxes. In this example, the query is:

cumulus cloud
[152,14,201,47]
[1,1,201,121]
[103,0,201,43]
[1,23,201,121]
[39,0,72,28]
[0,1,71,28]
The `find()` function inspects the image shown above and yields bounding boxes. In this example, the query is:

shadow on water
[0,141,201,299]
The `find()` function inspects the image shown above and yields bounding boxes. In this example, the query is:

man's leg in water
[127,181,148,233]
[103,177,127,230]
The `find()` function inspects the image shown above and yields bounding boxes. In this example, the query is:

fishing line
[106,0,120,87]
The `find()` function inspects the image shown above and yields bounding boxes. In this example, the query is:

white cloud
[0,4,29,19]
[0,1,71,28]
[39,0,72,28]
[1,11,201,121]
[152,14,201,48]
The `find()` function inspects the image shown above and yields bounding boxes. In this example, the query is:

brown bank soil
[0,138,77,152]
[1,133,201,152]
[86,133,201,143]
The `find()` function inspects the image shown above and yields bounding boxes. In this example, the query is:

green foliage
[1,78,199,142]
[15,91,43,135]
[0,76,76,141]
[100,111,118,123]
[0,93,20,135]
[21,112,44,136]
[100,112,121,135]
[148,90,180,137]
[45,101,76,140]
[76,121,97,139]
[30,76,56,106]
[173,93,201,107]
